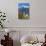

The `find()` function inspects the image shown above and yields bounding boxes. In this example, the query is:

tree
[0,10,6,28]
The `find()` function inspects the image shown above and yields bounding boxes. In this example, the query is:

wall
[0,0,46,46]
[0,0,46,27]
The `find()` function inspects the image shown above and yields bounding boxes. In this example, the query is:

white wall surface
[0,0,46,27]
[0,1,46,46]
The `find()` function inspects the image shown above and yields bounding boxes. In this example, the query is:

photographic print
[18,3,30,19]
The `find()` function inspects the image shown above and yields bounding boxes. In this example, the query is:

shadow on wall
[13,40,21,46]
[9,31,21,46]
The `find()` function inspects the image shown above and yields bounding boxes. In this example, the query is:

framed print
[18,3,30,19]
